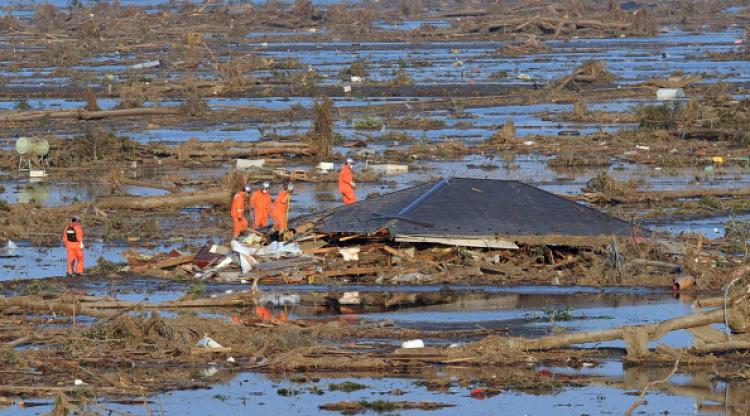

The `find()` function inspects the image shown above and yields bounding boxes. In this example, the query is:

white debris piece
[258,293,300,306]
[339,291,361,305]
[317,161,335,172]
[656,88,685,100]
[401,339,425,349]
[0,240,18,257]
[338,247,360,262]
[253,241,302,258]
[231,240,258,274]
[242,233,264,246]
[196,335,223,349]
[369,164,408,175]
[130,60,160,70]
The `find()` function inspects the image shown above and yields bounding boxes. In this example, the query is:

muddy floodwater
[2,0,750,415]
[0,372,726,415]
[0,283,741,415]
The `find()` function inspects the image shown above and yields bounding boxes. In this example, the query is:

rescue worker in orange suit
[338,158,357,205]
[62,216,84,277]
[230,185,251,237]
[272,183,293,236]
[249,181,272,230]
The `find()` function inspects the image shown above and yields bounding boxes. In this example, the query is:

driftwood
[184,146,312,158]
[0,293,258,318]
[573,187,750,204]
[0,297,116,319]
[118,178,180,193]
[520,306,728,355]
[0,107,180,123]
[96,189,228,210]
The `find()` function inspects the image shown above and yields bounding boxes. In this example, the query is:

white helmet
[262,181,270,189]
[346,158,354,165]
[286,183,294,191]
[244,185,252,192]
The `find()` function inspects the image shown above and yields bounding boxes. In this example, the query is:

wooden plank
[383,245,441,266]
[395,235,519,249]
[131,254,195,273]
[307,266,380,278]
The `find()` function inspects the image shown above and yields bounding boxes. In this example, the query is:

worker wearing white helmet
[250,181,273,230]
[272,182,294,235]
[339,157,357,205]
[250,181,271,230]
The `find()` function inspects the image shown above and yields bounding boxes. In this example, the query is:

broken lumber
[130,254,195,273]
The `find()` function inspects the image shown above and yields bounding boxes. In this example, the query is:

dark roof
[310,178,633,238]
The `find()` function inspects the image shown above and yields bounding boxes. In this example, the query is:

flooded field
[1,0,750,415]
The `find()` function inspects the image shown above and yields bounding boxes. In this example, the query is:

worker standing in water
[338,158,357,205]
[250,181,272,230]
[230,185,251,237]
[272,183,293,237]
[62,216,84,277]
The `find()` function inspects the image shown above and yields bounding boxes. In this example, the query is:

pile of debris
[123,178,691,288]
[550,60,616,90]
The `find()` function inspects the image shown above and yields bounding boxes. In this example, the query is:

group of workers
[231,158,358,238]
[61,158,358,276]
[230,181,294,237]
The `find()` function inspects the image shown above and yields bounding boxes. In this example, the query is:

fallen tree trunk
[0,107,180,123]
[687,340,750,355]
[79,292,257,309]
[119,178,180,193]
[183,146,312,158]
[523,307,726,353]
[0,297,115,319]
[96,189,228,210]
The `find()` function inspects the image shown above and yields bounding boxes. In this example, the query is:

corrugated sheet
[310,178,633,237]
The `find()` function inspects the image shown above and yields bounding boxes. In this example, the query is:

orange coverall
[62,222,84,274]
[272,190,290,233]
[230,191,248,237]
[249,189,272,230]
[338,164,357,205]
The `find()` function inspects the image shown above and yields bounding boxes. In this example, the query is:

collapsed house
[129,178,640,285]
[295,177,635,248]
